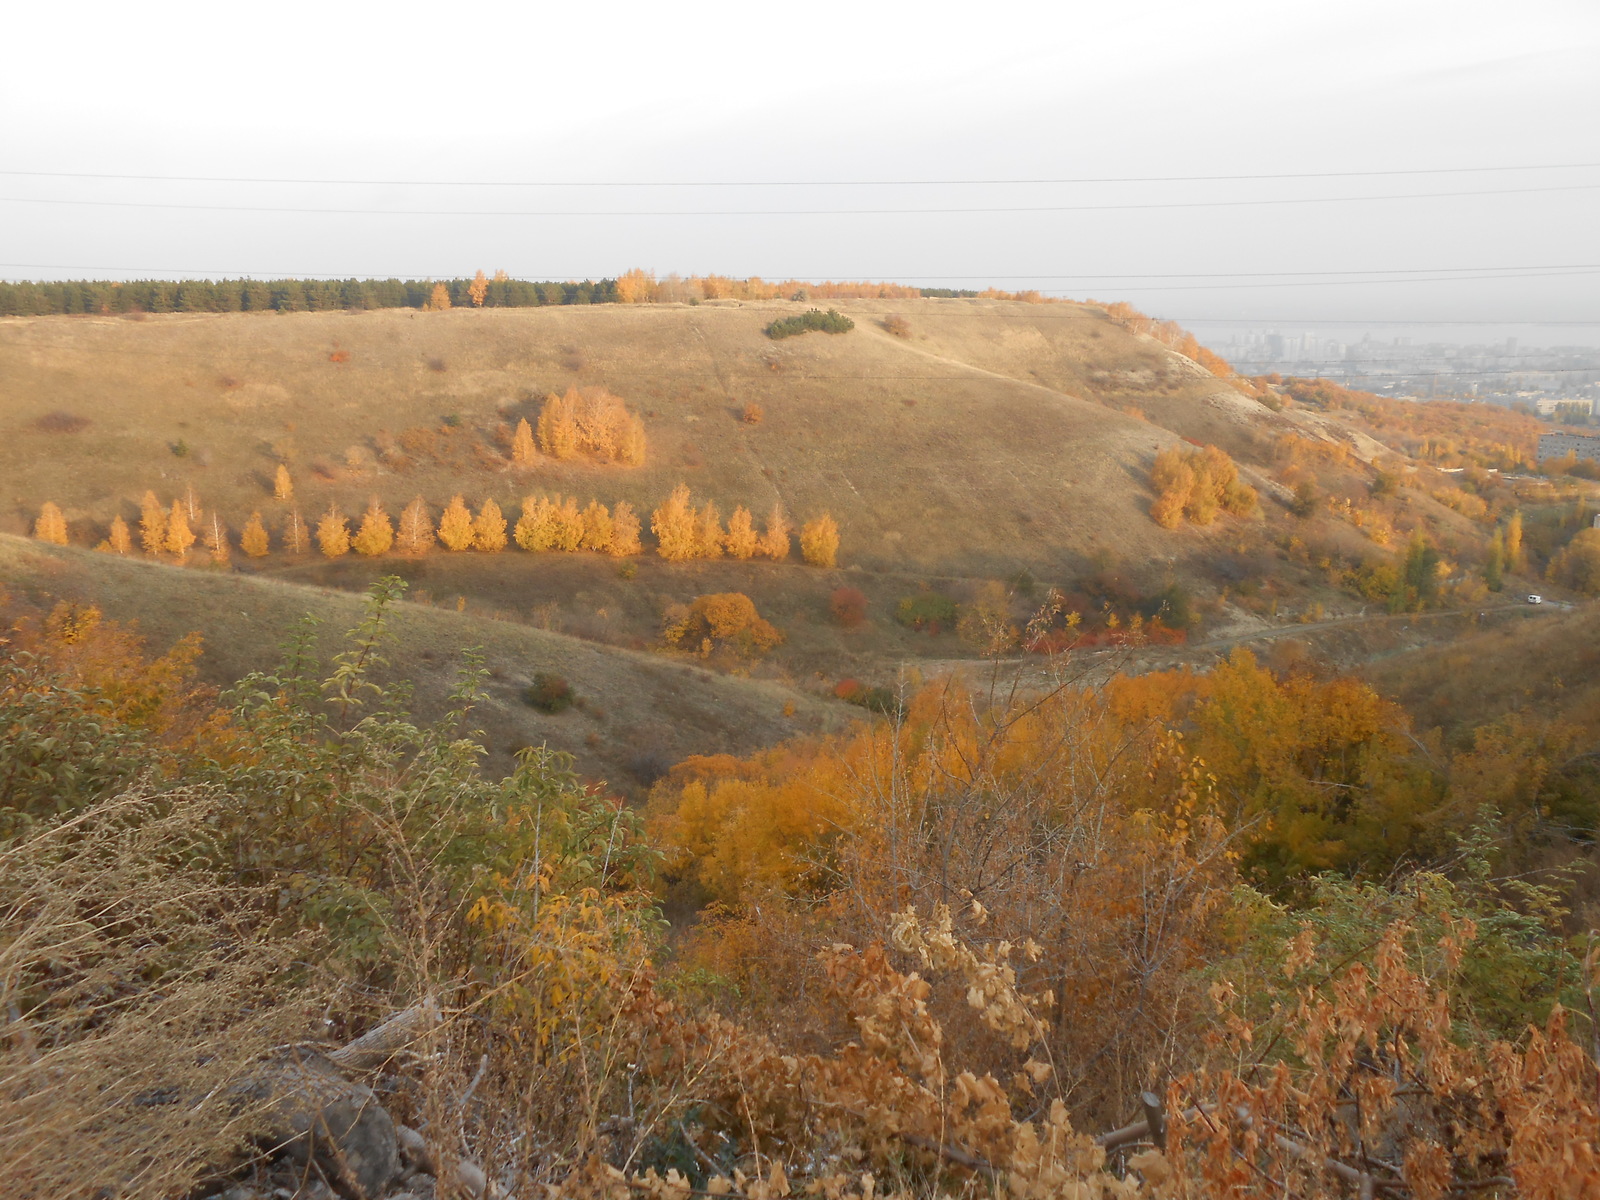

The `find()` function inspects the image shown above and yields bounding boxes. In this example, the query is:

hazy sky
[3,0,1597,325]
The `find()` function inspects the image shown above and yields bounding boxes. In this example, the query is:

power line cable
[4,261,1600,280]
[3,162,1597,187]
[2,182,1597,217]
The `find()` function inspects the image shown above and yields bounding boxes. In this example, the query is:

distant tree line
[0,275,620,317]
[0,276,1015,317]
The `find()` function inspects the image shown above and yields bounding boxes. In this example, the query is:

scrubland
[3,297,1600,1197]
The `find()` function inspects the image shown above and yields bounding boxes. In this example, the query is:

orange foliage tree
[352,500,394,557]
[437,495,475,551]
[239,512,270,558]
[316,505,350,558]
[661,593,784,658]
[473,498,508,553]
[652,484,699,561]
[800,513,839,567]
[33,502,68,545]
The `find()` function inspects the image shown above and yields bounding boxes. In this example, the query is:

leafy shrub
[828,586,868,628]
[895,591,958,633]
[764,308,854,340]
[524,672,575,713]
[662,593,783,656]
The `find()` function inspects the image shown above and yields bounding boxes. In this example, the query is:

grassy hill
[0,534,838,791]
[9,296,1564,698]
[0,298,1312,576]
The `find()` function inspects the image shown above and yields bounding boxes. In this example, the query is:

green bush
[895,592,959,633]
[524,672,575,713]
[764,308,854,340]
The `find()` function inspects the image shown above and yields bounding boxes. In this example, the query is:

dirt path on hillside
[914,601,1570,689]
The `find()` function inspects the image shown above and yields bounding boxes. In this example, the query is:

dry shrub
[741,401,764,424]
[651,670,1236,1126]
[0,790,314,1200]
[33,410,90,434]
[883,314,912,338]
[829,585,868,628]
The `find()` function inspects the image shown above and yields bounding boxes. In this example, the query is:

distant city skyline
[2,0,1596,326]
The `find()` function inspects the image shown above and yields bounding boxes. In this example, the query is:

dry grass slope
[0,535,836,787]
[0,299,1301,576]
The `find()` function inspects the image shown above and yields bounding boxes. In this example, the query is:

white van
[1527,594,1543,605]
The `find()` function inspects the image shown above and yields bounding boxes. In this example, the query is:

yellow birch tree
[760,503,791,561]
[537,390,580,460]
[552,495,584,551]
[652,484,698,561]
[725,505,758,559]
[274,464,294,501]
[696,501,725,559]
[580,500,614,552]
[317,505,351,558]
[511,418,537,466]
[204,513,230,567]
[514,495,558,552]
[33,502,68,545]
[474,498,508,552]
[610,501,642,556]
[800,513,839,568]
[437,494,475,550]
[353,500,395,556]
[102,515,133,556]
[282,508,308,555]
[139,492,167,556]
[165,500,196,561]
[240,512,270,558]
[396,497,432,554]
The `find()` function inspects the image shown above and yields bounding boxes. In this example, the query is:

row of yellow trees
[33,484,841,568]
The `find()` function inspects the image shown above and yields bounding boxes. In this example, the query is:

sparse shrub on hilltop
[764,307,855,340]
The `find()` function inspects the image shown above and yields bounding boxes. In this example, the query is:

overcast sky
[2,0,1597,328]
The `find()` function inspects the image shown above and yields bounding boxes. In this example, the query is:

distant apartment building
[1538,431,1600,463]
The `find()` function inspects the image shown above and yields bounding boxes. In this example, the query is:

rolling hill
[0,534,838,790]
[0,297,1353,577]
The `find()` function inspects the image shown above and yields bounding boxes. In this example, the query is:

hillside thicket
[3,581,1597,1198]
